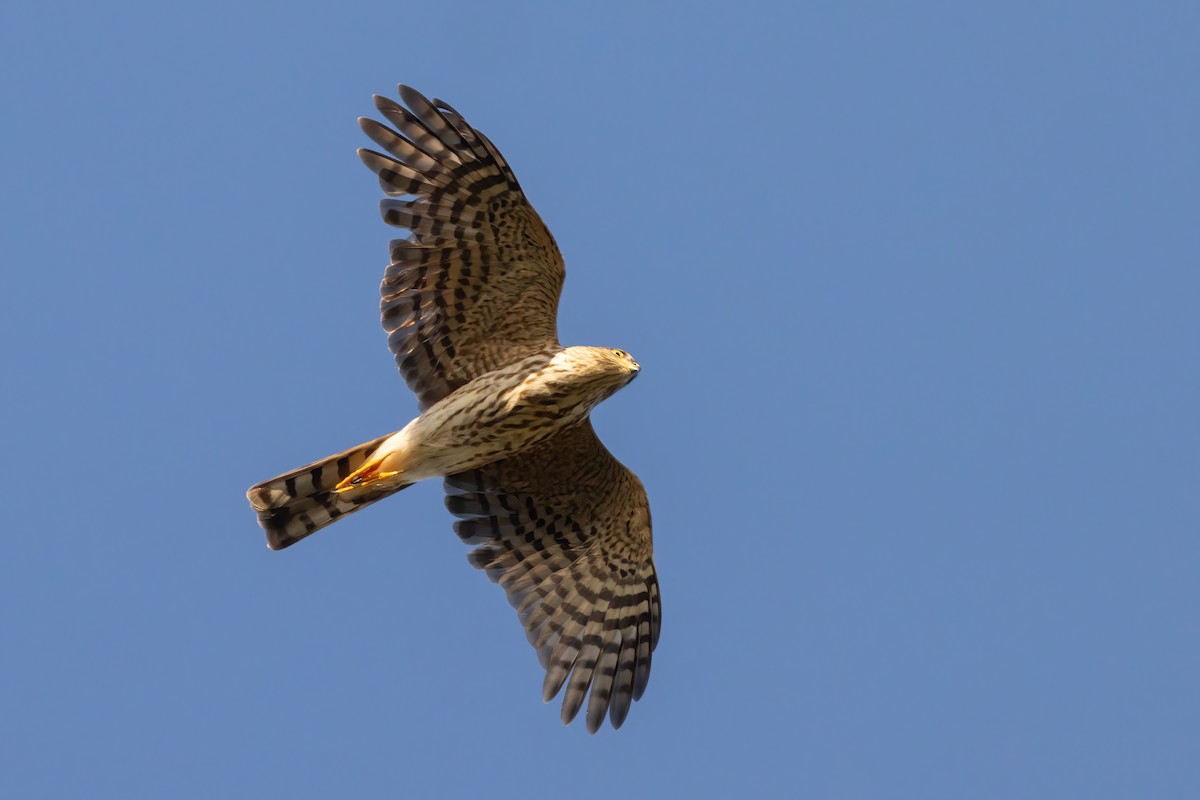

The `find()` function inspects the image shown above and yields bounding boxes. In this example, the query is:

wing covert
[359,85,565,409]
[443,421,660,733]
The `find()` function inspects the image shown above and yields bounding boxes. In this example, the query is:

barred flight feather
[358,86,564,410]
[247,432,407,550]
[444,421,659,733]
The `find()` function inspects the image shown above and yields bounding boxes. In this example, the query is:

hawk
[246,85,659,733]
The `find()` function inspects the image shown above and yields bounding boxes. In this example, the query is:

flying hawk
[247,85,659,733]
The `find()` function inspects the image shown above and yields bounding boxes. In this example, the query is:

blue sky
[3,1,1198,797]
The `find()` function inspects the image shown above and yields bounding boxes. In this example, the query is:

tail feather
[247,432,410,550]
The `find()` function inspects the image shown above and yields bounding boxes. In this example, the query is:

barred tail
[247,432,410,550]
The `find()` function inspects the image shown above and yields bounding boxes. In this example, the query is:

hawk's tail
[247,432,411,550]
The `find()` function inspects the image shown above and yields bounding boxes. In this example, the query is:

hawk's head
[551,346,641,405]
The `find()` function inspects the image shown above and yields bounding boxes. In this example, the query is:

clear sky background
[2,1,1197,798]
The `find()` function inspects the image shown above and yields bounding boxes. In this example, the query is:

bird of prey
[246,85,659,733]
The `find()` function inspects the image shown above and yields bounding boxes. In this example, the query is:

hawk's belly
[372,358,596,482]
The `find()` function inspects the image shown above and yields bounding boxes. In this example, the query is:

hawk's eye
[611,349,626,359]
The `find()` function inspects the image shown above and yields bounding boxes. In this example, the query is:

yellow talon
[334,456,400,493]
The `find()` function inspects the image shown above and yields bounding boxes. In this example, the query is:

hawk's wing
[359,85,565,409]
[444,420,660,733]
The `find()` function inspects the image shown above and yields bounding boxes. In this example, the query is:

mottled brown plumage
[361,86,564,410]
[446,421,659,731]
[246,85,658,733]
